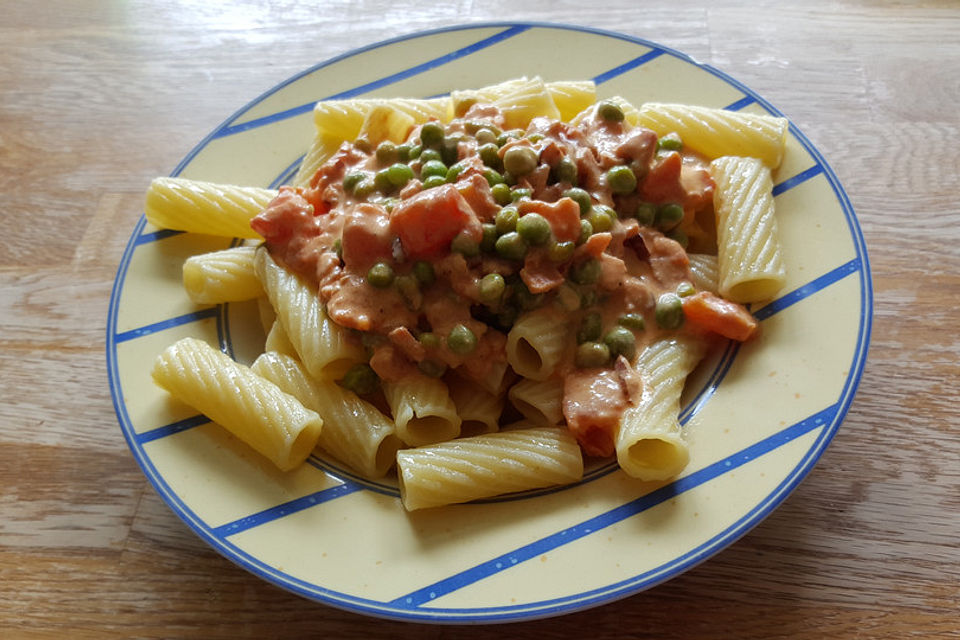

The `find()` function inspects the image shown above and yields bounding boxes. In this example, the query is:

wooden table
[2,1,957,637]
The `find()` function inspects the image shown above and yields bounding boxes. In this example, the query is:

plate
[106,23,872,623]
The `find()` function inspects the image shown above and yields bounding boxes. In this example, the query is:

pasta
[152,337,323,471]
[397,427,583,511]
[146,77,785,510]
[710,156,787,303]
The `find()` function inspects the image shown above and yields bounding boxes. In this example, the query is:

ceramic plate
[107,23,872,623]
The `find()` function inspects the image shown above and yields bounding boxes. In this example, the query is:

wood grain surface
[2,1,958,637]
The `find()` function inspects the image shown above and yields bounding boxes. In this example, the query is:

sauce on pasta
[251,99,757,457]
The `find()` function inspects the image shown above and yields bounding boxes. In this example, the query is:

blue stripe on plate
[593,49,665,84]
[136,414,211,444]
[211,482,364,538]
[724,95,756,111]
[391,403,838,608]
[212,25,530,139]
[773,164,824,196]
[114,307,219,343]
[135,228,184,245]
[754,259,860,322]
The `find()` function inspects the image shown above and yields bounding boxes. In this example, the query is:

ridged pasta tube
[251,352,401,479]
[508,378,564,426]
[181,245,262,304]
[616,336,705,481]
[292,130,342,188]
[264,320,297,357]
[384,374,461,447]
[397,427,584,510]
[545,80,596,121]
[506,308,569,381]
[151,337,323,471]
[254,248,365,380]
[313,97,449,141]
[453,76,561,130]
[687,253,720,294]
[448,375,503,437]
[636,103,788,168]
[711,156,787,303]
[144,177,277,238]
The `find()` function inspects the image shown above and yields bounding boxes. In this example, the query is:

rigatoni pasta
[145,177,277,238]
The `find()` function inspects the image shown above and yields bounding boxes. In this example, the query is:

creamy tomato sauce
[251,99,757,457]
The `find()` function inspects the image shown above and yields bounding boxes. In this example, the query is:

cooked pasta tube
[144,177,276,239]
[313,97,449,142]
[383,373,461,447]
[545,80,597,121]
[452,76,560,128]
[292,130,342,188]
[687,253,720,294]
[151,337,322,471]
[447,374,503,437]
[181,245,262,304]
[254,247,364,380]
[264,320,297,357]
[508,377,564,426]
[251,352,401,479]
[636,103,789,168]
[506,307,569,381]
[711,156,787,303]
[397,427,583,511]
[616,336,705,481]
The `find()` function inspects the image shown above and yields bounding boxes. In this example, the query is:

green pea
[496,305,518,329]
[340,363,380,395]
[668,228,689,249]
[367,261,395,288]
[441,136,462,165]
[606,165,637,194]
[496,129,522,146]
[408,144,422,159]
[677,282,696,297]
[381,197,399,213]
[475,127,498,146]
[553,158,578,185]
[495,232,528,261]
[353,137,372,153]
[422,175,447,189]
[396,143,412,162]
[570,259,601,285]
[374,169,394,193]
[635,202,657,226]
[478,143,502,169]
[419,122,444,148]
[446,162,466,183]
[420,159,448,180]
[386,162,414,187]
[655,292,685,329]
[491,182,512,205]
[395,274,421,311]
[503,146,539,176]
[577,312,603,343]
[597,101,625,123]
[453,96,478,117]
[618,313,646,331]
[450,231,480,257]
[526,133,544,143]
[495,206,519,235]
[516,213,551,246]
[586,205,614,233]
[375,141,398,165]
[510,188,533,202]
[656,203,684,230]
[575,341,611,368]
[419,148,442,164]
[418,332,440,349]
[478,272,505,304]
[512,282,543,310]
[503,171,518,187]
[577,218,593,245]
[483,168,505,187]
[447,324,477,355]
[658,132,683,151]
[603,326,637,360]
[580,289,598,309]
[562,187,592,216]
[343,172,365,194]
[418,360,447,378]
[353,179,376,199]
[360,331,385,354]
[412,260,435,286]
[480,223,497,253]
[547,240,575,263]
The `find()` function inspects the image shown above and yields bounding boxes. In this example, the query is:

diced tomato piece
[340,203,393,270]
[519,197,581,243]
[389,184,481,259]
[520,251,565,294]
[456,172,499,222]
[683,291,759,342]
[576,231,611,259]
